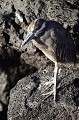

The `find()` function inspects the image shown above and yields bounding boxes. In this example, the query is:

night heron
[21,19,76,101]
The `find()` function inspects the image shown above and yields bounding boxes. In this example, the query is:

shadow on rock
[73,78,79,107]
[73,9,79,53]
[0,45,37,89]
[0,102,7,120]
[0,45,37,120]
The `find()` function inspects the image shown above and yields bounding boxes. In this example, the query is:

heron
[21,19,76,101]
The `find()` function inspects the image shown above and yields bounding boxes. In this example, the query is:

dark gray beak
[21,32,34,48]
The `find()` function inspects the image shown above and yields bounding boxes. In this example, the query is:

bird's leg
[53,62,58,101]
[58,68,62,75]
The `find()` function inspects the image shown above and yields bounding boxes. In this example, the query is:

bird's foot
[42,89,56,102]
[39,77,57,101]
[42,90,54,96]
[41,77,55,87]
[41,80,54,86]
[41,80,56,101]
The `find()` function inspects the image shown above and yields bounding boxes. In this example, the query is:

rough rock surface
[0,0,79,120]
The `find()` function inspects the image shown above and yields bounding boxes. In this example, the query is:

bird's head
[21,19,46,47]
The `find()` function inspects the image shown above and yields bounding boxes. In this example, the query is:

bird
[21,19,76,101]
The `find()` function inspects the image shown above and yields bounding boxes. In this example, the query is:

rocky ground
[0,0,79,120]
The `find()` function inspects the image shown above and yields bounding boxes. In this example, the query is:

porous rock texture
[0,0,79,120]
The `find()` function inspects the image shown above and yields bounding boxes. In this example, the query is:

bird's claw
[42,90,56,101]
[42,90,54,96]
[41,81,54,86]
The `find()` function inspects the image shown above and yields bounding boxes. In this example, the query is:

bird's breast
[32,39,56,63]
[32,39,48,51]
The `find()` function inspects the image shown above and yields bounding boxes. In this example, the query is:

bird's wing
[50,27,76,63]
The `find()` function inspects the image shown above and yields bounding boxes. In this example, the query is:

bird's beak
[21,32,34,48]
